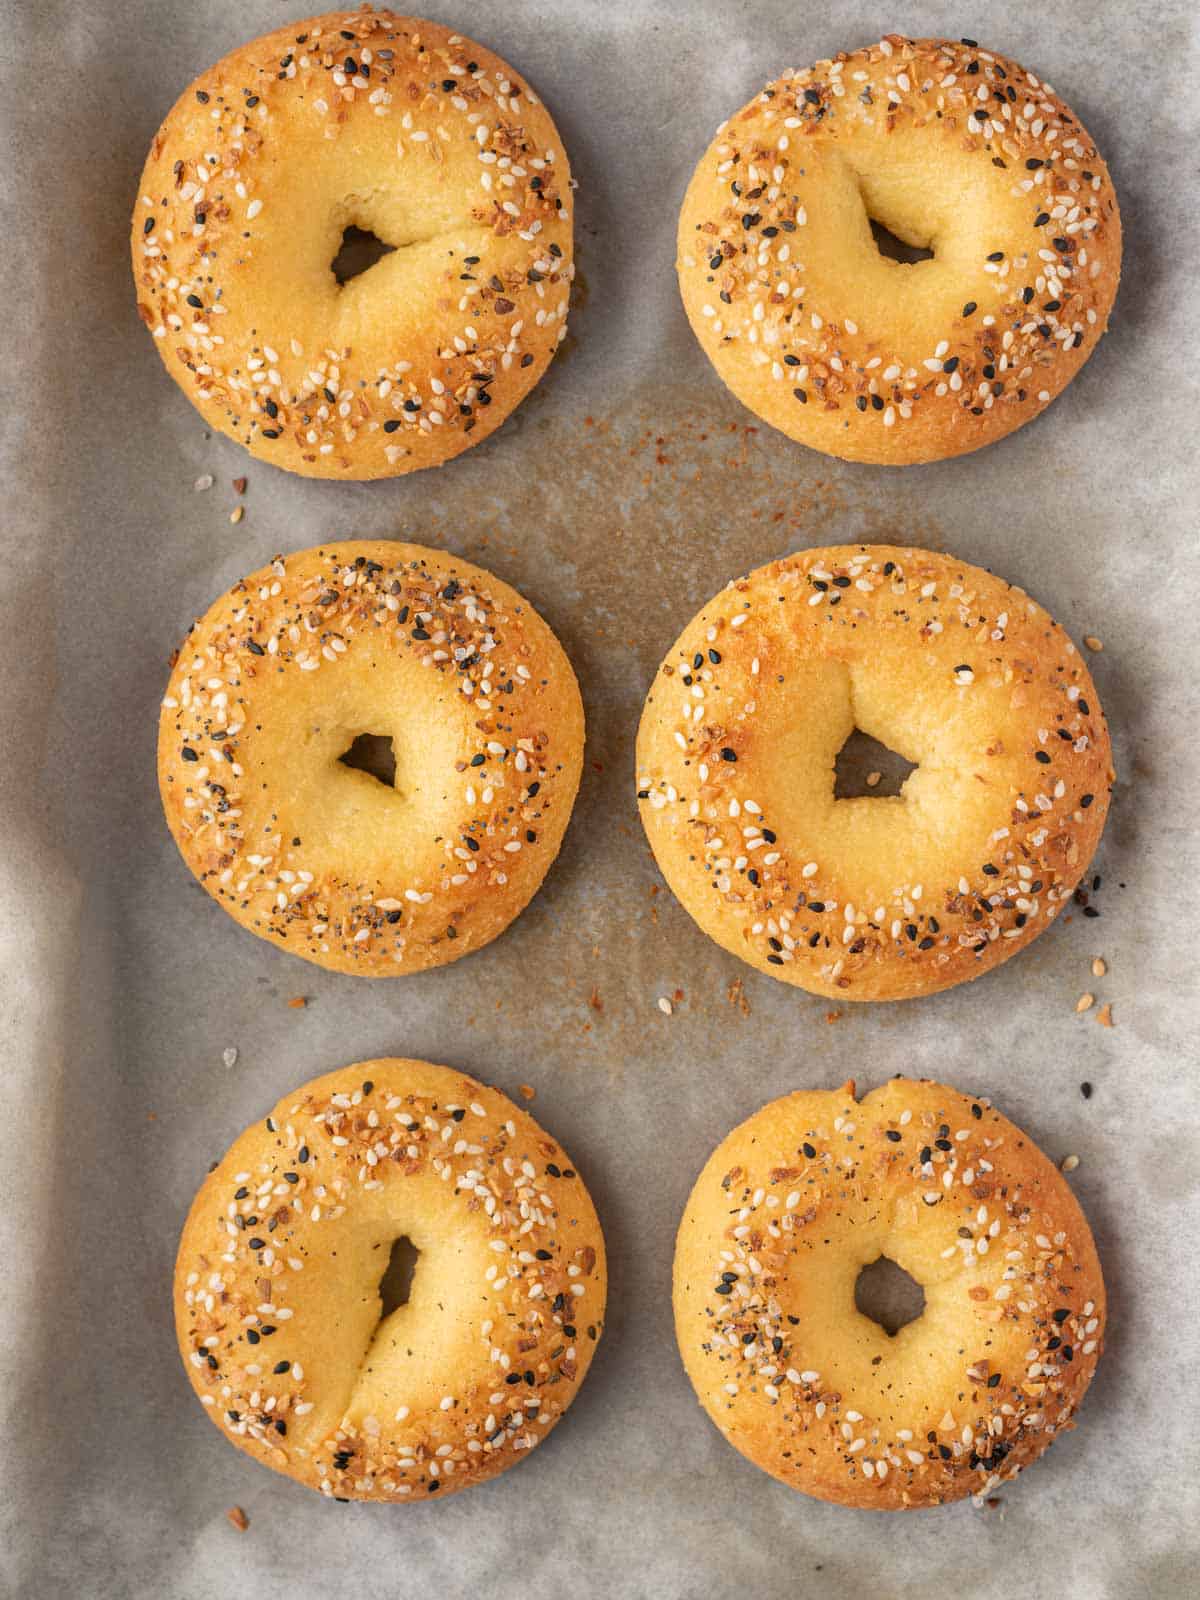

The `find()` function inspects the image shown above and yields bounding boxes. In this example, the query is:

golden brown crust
[677,36,1121,465]
[132,10,572,478]
[159,541,583,975]
[674,1078,1104,1509]
[636,544,1112,1001]
[176,1059,606,1501]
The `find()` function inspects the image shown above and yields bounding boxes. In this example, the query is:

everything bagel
[132,11,572,477]
[159,541,583,975]
[636,544,1112,1001]
[176,1059,606,1500]
[673,1078,1104,1509]
[677,35,1121,464]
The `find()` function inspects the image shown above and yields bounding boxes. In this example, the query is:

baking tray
[2,0,1198,1596]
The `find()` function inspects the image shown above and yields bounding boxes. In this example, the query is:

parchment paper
[2,1,1198,1596]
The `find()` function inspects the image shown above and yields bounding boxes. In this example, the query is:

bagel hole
[332,225,397,285]
[855,1257,925,1336]
[869,218,934,266]
[834,729,917,799]
[377,1235,420,1318]
[339,732,397,788]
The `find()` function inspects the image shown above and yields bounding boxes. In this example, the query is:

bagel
[636,544,1112,1002]
[159,540,583,975]
[176,1059,606,1500]
[677,35,1121,464]
[673,1078,1104,1509]
[132,10,572,478]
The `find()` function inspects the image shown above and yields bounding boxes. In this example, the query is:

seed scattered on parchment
[865,771,882,788]
[222,1046,238,1069]
[1060,1154,1081,1173]
[1091,956,1107,978]
[288,996,307,1010]
[657,996,673,1016]
[194,473,214,492]
[1083,634,1103,652]
[232,476,247,494]
[1096,1002,1114,1028]
[825,1009,842,1024]
[226,1506,249,1532]
[1075,993,1094,1013]
[1080,1081,1093,1099]
[518,1084,535,1102]
[588,986,603,1013]
[230,505,244,524]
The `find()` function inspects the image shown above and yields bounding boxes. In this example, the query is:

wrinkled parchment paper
[2,1,1198,1595]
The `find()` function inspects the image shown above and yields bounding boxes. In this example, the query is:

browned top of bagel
[133,10,572,477]
[678,36,1121,464]
[674,1078,1104,1508]
[176,1059,606,1500]
[159,541,583,975]
[637,544,1112,1001]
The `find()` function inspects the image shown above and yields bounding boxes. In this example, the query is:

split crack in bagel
[176,1060,606,1500]
[673,1078,1104,1509]
[159,541,583,975]
[132,11,572,477]
[636,544,1113,1001]
[677,35,1121,464]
